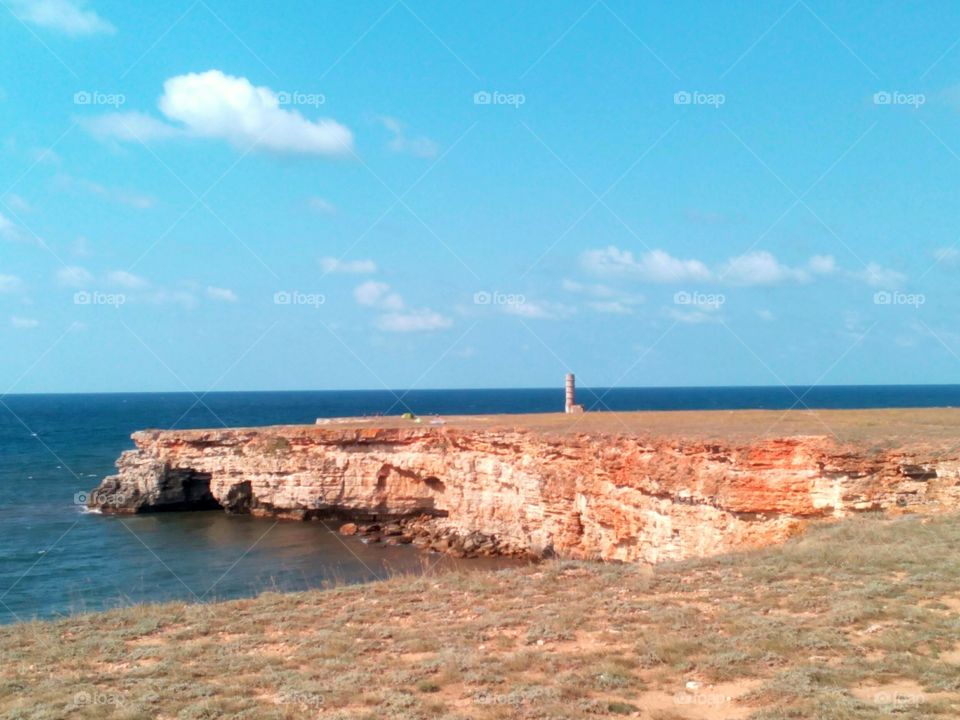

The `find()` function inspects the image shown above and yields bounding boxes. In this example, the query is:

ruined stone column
[565,373,575,413]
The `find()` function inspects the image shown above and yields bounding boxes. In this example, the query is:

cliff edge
[87,409,960,563]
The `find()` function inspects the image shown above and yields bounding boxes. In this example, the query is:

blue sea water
[1,385,958,625]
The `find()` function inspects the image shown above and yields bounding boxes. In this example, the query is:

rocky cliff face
[88,421,960,563]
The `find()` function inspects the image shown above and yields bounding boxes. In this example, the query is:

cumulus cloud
[206,286,238,302]
[321,257,376,274]
[56,265,93,287]
[581,247,711,283]
[354,280,449,331]
[353,280,400,308]
[376,309,452,332]
[10,316,39,329]
[84,70,353,156]
[0,274,22,293]
[10,0,115,36]
[582,246,839,287]
[855,262,907,288]
[377,115,438,158]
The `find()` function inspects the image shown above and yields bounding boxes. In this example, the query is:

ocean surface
[2,385,959,625]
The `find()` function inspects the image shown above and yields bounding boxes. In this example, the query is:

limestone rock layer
[88,420,960,563]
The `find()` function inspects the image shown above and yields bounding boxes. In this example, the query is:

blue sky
[3,0,960,393]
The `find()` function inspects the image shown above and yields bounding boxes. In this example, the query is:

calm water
[1,385,958,624]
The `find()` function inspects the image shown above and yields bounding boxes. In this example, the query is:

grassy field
[4,512,960,719]
[287,407,960,446]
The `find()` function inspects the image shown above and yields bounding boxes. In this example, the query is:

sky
[3,0,960,393]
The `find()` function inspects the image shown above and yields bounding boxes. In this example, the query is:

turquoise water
[2,386,959,624]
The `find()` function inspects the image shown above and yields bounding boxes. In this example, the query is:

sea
[2,385,959,625]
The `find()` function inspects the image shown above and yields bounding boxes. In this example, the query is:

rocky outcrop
[88,419,960,563]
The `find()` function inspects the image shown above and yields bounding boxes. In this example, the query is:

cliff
[88,409,960,563]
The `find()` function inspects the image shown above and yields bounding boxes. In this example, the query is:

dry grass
[4,512,960,718]
[270,407,960,446]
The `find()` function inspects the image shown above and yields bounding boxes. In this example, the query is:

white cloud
[10,0,115,36]
[581,247,711,283]
[354,280,391,307]
[309,197,337,214]
[666,307,720,324]
[582,246,839,287]
[55,174,156,209]
[82,112,182,142]
[757,309,776,322]
[354,280,448,331]
[0,213,17,239]
[588,300,635,315]
[10,316,39,329]
[206,286,238,302]
[718,251,811,286]
[377,115,438,158]
[376,309,452,332]
[5,194,31,213]
[144,289,197,309]
[321,257,376,274]
[0,274,22,293]
[85,71,353,156]
[563,277,643,313]
[934,247,960,266]
[107,270,148,289]
[855,262,907,288]
[56,265,93,287]
[808,254,836,275]
[503,301,554,319]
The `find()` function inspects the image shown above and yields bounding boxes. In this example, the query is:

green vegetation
[3,513,960,718]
